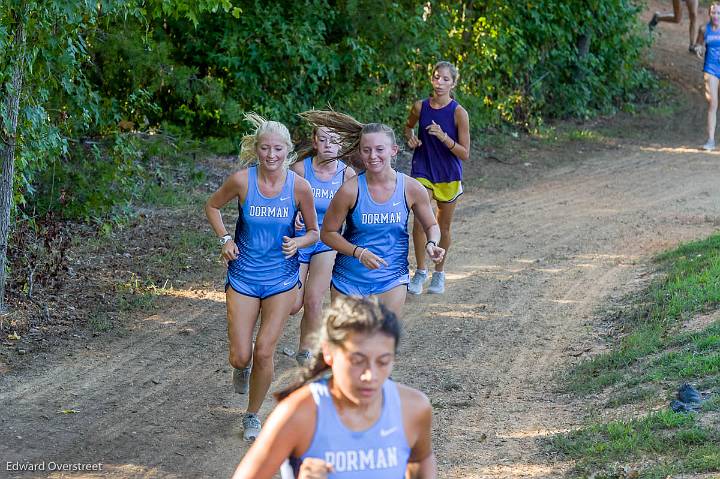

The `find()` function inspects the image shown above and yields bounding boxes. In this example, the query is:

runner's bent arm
[406,177,444,263]
[452,106,471,161]
[404,100,423,149]
[320,179,356,256]
[291,162,307,230]
[293,176,319,249]
[401,386,437,479]
[321,179,387,269]
[205,171,247,260]
[696,25,707,58]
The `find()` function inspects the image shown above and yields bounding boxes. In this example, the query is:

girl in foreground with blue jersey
[696,3,720,150]
[290,127,356,366]
[300,111,445,317]
[232,296,437,479]
[205,114,319,441]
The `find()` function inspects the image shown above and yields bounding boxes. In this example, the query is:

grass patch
[141,182,206,209]
[551,233,720,476]
[148,229,216,275]
[549,411,720,478]
[565,233,720,394]
[88,312,112,332]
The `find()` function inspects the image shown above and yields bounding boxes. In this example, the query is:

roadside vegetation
[551,234,720,477]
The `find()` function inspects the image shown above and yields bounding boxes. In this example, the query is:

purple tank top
[410,98,462,183]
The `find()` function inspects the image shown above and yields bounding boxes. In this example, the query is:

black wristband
[352,245,359,257]
[450,140,456,150]
[425,240,437,248]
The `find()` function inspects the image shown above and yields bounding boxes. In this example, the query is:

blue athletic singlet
[227,167,299,292]
[705,23,720,78]
[293,378,411,478]
[304,157,347,226]
[297,158,347,263]
[331,172,410,296]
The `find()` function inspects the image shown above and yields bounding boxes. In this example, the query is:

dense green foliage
[6,0,652,222]
[87,0,651,137]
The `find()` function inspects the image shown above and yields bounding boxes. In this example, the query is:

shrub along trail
[1,4,718,477]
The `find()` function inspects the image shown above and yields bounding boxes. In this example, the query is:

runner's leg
[247,287,296,413]
[298,251,336,353]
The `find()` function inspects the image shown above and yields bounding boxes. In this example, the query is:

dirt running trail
[2,4,719,478]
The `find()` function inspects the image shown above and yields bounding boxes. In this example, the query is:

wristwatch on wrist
[220,234,232,246]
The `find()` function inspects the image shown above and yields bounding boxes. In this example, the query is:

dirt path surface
[2,4,719,478]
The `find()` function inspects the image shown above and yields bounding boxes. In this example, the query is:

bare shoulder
[281,384,317,415]
[404,175,426,197]
[290,161,305,177]
[455,104,469,120]
[232,168,248,181]
[397,383,431,414]
[225,169,249,189]
[268,384,317,435]
[343,164,357,180]
[337,172,360,196]
[293,172,312,193]
[413,99,424,111]
[278,385,318,454]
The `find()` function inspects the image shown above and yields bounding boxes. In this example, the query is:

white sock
[416,269,428,275]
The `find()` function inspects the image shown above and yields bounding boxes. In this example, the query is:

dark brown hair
[432,60,459,99]
[275,296,401,401]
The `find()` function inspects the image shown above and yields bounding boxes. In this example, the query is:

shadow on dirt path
[2,2,719,478]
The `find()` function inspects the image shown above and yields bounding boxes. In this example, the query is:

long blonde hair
[298,110,397,168]
[238,112,297,168]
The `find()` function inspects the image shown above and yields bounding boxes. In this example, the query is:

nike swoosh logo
[392,201,401,207]
[332,181,341,185]
[280,196,290,201]
[380,427,397,437]
[283,280,295,286]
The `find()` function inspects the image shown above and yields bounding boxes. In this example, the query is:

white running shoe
[427,272,446,294]
[407,270,428,295]
[242,413,262,441]
[233,366,251,394]
[703,140,715,151]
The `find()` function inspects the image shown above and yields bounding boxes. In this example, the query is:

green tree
[0,0,235,312]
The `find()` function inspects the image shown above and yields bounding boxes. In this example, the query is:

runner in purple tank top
[404,61,471,295]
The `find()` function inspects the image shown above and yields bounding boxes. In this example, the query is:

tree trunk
[0,14,27,313]
[574,32,592,82]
